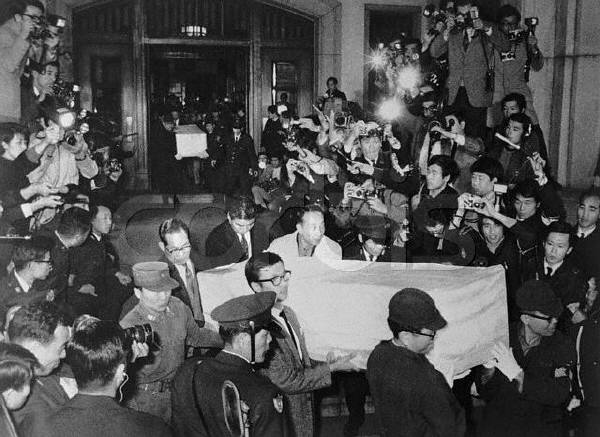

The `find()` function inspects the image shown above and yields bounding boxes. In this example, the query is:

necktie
[463,32,470,52]
[184,264,204,321]
[546,267,553,277]
[579,232,585,239]
[280,310,299,352]
[239,234,249,260]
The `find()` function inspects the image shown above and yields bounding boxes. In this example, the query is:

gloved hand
[492,343,522,381]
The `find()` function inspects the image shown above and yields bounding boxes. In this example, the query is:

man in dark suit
[8,302,72,434]
[341,215,391,435]
[222,119,258,195]
[571,189,600,282]
[261,105,285,159]
[522,221,588,330]
[20,61,58,129]
[205,197,266,269]
[120,217,205,326]
[34,207,91,307]
[0,237,54,326]
[28,320,172,437]
[247,252,358,437]
[343,214,391,262]
[69,205,132,320]
[429,0,511,139]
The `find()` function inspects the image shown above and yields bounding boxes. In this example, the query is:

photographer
[0,0,44,122]
[316,76,347,113]
[488,112,541,186]
[20,60,58,129]
[429,0,511,139]
[120,262,222,424]
[492,6,544,132]
[412,154,460,232]
[29,320,172,437]
[28,113,98,190]
[425,109,484,193]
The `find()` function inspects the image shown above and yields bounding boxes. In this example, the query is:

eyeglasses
[22,14,43,24]
[412,330,436,339]
[166,243,191,255]
[256,270,292,286]
[523,313,555,323]
[402,327,436,339]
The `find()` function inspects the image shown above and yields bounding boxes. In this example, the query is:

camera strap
[479,34,495,92]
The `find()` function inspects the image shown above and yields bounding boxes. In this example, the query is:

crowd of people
[0,0,600,436]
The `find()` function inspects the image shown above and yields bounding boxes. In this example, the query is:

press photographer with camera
[488,112,542,187]
[28,109,98,190]
[20,60,58,128]
[491,6,544,130]
[0,0,44,122]
[428,0,511,140]
[422,109,484,193]
[120,262,223,424]
[28,319,172,437]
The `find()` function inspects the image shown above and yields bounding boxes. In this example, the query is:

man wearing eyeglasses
[246,252,358,437]
[0,0,45,122]
[0,236,55,325]
[477,280,576,437]
[367,287,465,437]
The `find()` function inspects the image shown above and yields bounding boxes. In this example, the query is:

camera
[428,120,443,141]
[345,182,380,201]
[124,324,155,345]
[507,29,527,42]
[31,14,67,40]
[107,158,123,173]
[464,194,485,210]
[334,112,351,129]
[501,51,517,62]
[524,17,539,29]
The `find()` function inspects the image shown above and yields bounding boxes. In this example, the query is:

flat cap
[516,280,563,318]
[355,214,388,244]
[388,288,447,331]
[211,292,276,330]
[132,262,179,292]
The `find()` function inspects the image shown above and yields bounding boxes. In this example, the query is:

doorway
[147,45,249,121]
[364,6,421,114]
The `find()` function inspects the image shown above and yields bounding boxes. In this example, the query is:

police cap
[211,292,276,330]
[516,280,563,318]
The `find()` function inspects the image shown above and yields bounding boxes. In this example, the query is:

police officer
[367,288,466,436]
[477,280,576,437]
[172,292,288,437]
[120,262,222,424]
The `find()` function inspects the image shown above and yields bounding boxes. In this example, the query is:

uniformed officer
[171,292,289,437]
[477,280,576,437]
[367,288,466,437]
[120,262,222,424]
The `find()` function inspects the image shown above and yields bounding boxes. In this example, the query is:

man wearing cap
[120,261,223,424]
[477,280,576,437]
[343,215,391,262]
[175,292,288,436]
[367,288,466,436]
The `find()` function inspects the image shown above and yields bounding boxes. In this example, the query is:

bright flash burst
[368,49,387,70]
[377,99,402,121]
[396,66,420,90]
